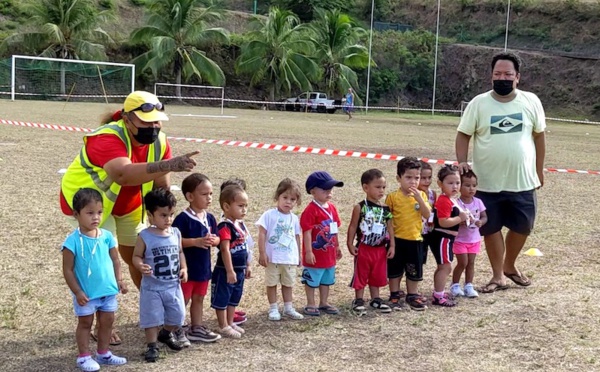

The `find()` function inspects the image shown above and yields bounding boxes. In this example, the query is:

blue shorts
[73,294,118,317]
[301,266,336,288]
[139,285,185,328]
[211,267,245,310]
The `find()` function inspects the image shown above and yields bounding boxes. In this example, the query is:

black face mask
[133,126,160,145]
[493,79,515,96]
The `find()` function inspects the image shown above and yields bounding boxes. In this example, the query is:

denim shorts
[210,267,245,310]
[73,294,118,317]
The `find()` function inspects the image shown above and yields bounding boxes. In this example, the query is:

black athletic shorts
[477,189,537,236]
[387,238,423,281]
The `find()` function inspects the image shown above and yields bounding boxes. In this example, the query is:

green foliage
[130,0,229,87]
[361,30,437,104]
[1,0,114,60]
[359,0,394,23]
[129,0,145,5]
[308,8,370,96]
[235,7,320,100]
[99,0,116,10]
[274,0,354,22]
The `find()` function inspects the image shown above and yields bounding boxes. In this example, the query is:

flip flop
[93,329,122,345]
[480,282,509,294]
[504,272,532,287]
[110,330,122,346]
[303,306,320,316]
[318,305,340,315]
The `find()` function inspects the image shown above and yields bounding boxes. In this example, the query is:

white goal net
[154,83,225,115]
[10,55,135,102]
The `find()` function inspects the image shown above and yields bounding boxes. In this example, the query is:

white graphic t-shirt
[256,208,301,265]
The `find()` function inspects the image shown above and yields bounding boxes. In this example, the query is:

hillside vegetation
[0,0,598,118]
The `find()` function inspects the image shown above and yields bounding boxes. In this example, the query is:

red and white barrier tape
[3,92,600,124]
[1,118,599,175]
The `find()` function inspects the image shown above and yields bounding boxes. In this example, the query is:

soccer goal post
[154,83,225,115]
[11,55,135,102]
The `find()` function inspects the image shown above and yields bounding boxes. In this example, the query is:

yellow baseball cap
[123,91,169,122]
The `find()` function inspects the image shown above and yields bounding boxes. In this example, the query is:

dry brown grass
[0,100,599,371]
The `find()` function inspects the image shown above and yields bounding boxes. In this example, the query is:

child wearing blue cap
[300,171,344,316]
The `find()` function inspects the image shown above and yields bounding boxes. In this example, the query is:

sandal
[90,329,122,346]
[480,282,509,294]
[303,306,320,316]
[220,326,241,339]
[318,305,340,315]
[504,272,532,287]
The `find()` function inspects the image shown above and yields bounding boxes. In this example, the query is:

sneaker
[157,328,183,351]
[268,308,281,321]
[369,298,392,314]
[352,298,366,315]
[187,325,221,343]
[235,310,247,317]
[406,294,428,311]
[96,351,127,366]
[283,308,305,320]
[464,283,479,298]
[450,283,465,297]
[388,296,405,311]
[76,355,100,372]
[174,327,191,348]
[233,313,247,325]
[144,343,160,363]
[432,293,456,307]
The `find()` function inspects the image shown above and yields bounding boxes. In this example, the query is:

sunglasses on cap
[131,102,165,113]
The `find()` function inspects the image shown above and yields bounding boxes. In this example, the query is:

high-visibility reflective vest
[60,119,168,225]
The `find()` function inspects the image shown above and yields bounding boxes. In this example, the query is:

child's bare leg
[76,314,94,356]
[190,295,204,326]
[226,306,236,326]
[305,285,316,307]
[434,263,452,292]
[466,254,477,284]
[96,311,114,352]
[145,327,159,343]
[452,254,468,284]
[368,286,380,300]
[355,288,365,300]
[281,286,293,303]
[406,279,420,295]
[215,309,227,329]
[267,286,278,305]
[318,285,330,307]
[389,277,401,293]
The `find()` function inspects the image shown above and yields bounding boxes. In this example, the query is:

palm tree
[235,7,320,102]
[309,8,371,97]
[1,0,114,93]
[130,0,229,95]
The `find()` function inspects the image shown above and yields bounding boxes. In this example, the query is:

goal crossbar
[154,83,225,115]
[11,55,135,101]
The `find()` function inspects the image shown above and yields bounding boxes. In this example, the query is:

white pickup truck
[280,92,341,114]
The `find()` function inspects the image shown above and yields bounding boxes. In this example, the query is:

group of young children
[62,157,487,370]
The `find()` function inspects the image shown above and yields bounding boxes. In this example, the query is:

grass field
[0,100,598,371]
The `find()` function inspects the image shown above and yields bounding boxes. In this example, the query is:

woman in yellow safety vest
[60,91,199,344]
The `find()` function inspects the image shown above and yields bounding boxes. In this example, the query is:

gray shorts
[139,285,185,329]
